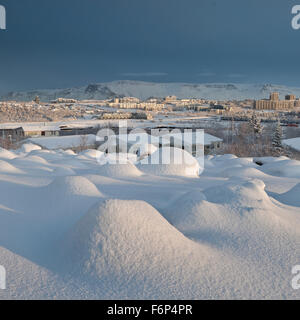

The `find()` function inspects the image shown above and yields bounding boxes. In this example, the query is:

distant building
[254,92,299,110]
[164,95,177,103]
[285,94,296,101]
[158,131,223,156]
[51,98,78,104]
[120,97,140,104]
[270,92,279,101]
[0,127,24,141]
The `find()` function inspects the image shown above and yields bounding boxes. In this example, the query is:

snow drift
[138,147,200,177]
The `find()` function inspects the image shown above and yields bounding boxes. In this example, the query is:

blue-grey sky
[0,0,300,93]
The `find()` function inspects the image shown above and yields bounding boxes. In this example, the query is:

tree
[272,120,284,156]
[250,113,262,139]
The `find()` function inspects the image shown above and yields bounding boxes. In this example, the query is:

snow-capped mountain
[2,81,300,101]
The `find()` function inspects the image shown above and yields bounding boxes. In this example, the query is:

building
[285,94,296,101]
[164,95,177,103]
[0,127,25,141]
[254,92,299,110]
[51,98,78,104]
[157,131,223,156]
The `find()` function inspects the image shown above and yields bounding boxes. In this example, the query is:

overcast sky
[0,0,300,92]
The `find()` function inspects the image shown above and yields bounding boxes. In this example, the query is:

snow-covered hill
[0,144,300,299]
[2,81,300,101]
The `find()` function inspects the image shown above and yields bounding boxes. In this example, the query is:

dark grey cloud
[0,0,300,93]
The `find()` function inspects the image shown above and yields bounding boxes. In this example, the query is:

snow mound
[212,157,255,167]
[253,156,289,165]
[213,154,238,161]
[53,158,89,169]
[138,147,200,177]
[203,178,270,208]
[45,176,103,198]
[24,155,49,165]
[203,156,256,176]
[60,200,205,282]
[0,160,23,174]
[63,150,76,155]
[0,147,16,160]
[162,178,300,259]
[276,183,300,207]
[98,161,143,178]
[79,149,104,160]
[131,143,158,159]
[98,152,137,164]
[260,159,300,177]
[163,179,271,233]
[53,167,76,176]
[20,143,42,153]
[220,167,269,179]
[162,190,208,231]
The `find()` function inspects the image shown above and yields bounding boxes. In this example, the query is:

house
[0,127,25,141]
[158,131,223,156]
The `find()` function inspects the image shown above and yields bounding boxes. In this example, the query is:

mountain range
[2,81,300,102]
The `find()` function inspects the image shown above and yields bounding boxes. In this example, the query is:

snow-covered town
[0,87,299,299]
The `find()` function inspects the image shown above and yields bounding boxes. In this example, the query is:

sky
[0,0,300,93]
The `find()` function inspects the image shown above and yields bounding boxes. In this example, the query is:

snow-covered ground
[29,135,97,150]
[283,137,300,152]
[0,145,299,299]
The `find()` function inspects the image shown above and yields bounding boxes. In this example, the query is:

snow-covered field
[283,137,300,152]
[0,144,299,299]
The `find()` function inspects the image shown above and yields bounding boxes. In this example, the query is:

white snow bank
[0,145,299,299]
[138,147,200,177]
[60,200,210,284]
[0,160,23,174]
[98,161,143,178]
[163,179,271,231]
[132,143,158,159]
[0,147,16,160]
[79,149,104,160]
[203,178,270,207]
[53,167,76,176]
[163,178,300,266]
[283,137,300,151]
[212,154,238,161]
[203,156,256,176]
[28,135,96,150]
[253,156,289,165]
[19,143,42,153]
[259,159,300,178]
[276,183,300,207]
[98,152,138,164]
[219,167,270,179]
[45,176,103,198]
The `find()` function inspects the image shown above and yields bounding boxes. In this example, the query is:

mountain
[2,81,300,102]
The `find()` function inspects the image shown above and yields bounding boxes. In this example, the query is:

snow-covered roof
[159,132,222,146]
[28,135,96,150]
[118,131,222,146]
